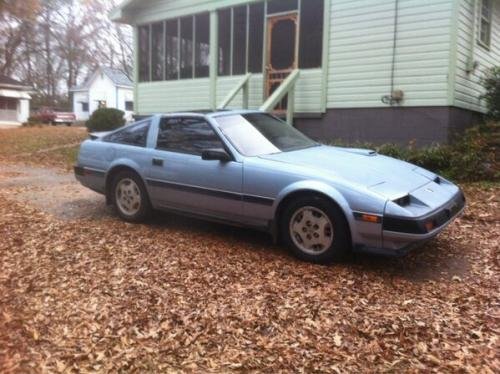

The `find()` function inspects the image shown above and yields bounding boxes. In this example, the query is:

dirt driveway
[0,162,498,372]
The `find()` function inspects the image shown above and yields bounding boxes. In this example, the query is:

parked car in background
[32,107,76,126]
[74,110,465,264]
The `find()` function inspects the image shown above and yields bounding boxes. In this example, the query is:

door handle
[152,158,164,167]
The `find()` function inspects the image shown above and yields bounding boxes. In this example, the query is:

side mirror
[201,148,232,162]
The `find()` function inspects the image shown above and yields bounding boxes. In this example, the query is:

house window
[165,19,179,80]
[299,0,324,68]
[248,3,265,73]
[232,6,247,75]
[81,102,89,112]
[97,100,107,109]
[152,22,165,81]
[138,13,211,82]
[125,101,134,111]
[138,25,150,82]
[194,13,210,78]
[478,0,492,48]
[180,16,194,79]
[218,9,231,76]
[0,97,17,110]
[218,4,265,76]
[136,0,325,81]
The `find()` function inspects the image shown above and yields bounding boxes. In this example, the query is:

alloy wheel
[115,178,142,216]
[289,206,334,255]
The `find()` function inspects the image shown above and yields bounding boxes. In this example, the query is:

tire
[280,195,350,264]
[111,171,151,223]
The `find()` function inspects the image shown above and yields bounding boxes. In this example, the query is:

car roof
[150,109,263,119]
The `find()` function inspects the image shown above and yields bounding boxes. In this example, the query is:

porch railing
[260,69,300,125]
[218,73,252,110]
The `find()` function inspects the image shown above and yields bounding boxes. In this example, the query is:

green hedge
[482,67,500,122]
[86,108,125,132]
[331,122,499,183]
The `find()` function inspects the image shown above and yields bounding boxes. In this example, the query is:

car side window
[105,120,151,147]
[157,117,224,155]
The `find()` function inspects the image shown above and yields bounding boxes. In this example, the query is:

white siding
[455,0,500,113]
[137,78,211,113]
[88,74,119,114]
[327,0,453,108]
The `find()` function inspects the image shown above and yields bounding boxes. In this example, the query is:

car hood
[258,145,433,199]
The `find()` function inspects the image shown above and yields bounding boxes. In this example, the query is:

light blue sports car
[75,110,465,263]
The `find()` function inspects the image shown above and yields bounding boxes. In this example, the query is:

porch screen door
[265,13,299,111]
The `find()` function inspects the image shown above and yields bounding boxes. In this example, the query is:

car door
[147,116,244,221]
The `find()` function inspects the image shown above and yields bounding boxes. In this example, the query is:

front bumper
[355,190,466,256]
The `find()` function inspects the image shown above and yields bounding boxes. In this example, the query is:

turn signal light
[424,221,435,232]
[360,214,382,223]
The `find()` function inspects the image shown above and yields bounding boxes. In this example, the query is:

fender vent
[393,194,411,207]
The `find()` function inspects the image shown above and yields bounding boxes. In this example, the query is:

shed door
[265,13,299,111]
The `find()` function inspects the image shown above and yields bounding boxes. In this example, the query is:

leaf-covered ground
[0,126,86,170]
[0,127,499,372]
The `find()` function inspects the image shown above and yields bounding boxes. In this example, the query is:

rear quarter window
[104,120,151,147]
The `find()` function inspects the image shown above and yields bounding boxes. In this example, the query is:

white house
[70,67,134,121]
[0,76,31,126]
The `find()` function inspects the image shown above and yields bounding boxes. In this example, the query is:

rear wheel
[112,171,151,222]
[281,196,350,263]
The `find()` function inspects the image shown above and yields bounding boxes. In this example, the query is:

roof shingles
[0,75,25,87]
[71,67,133,91]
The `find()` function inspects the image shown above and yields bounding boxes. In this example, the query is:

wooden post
[286,87,295,125]
[209,11,218,111]
[243,80,249,109]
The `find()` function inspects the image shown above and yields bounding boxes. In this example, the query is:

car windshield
[215,113,318,156]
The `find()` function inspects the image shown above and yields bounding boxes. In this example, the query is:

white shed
[70,67,134,122]
[0,76,31,126]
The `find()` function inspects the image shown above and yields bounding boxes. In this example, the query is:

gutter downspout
[466,0,479,73]
[382,0,402,106]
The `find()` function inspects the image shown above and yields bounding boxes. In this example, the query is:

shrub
[481,67,500,121]
[330,122,499,182]
[23,116,44,127]
[85,108,125,132]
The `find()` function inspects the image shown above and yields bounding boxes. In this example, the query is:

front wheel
[280,196,350,264]
[112,171,151,222]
